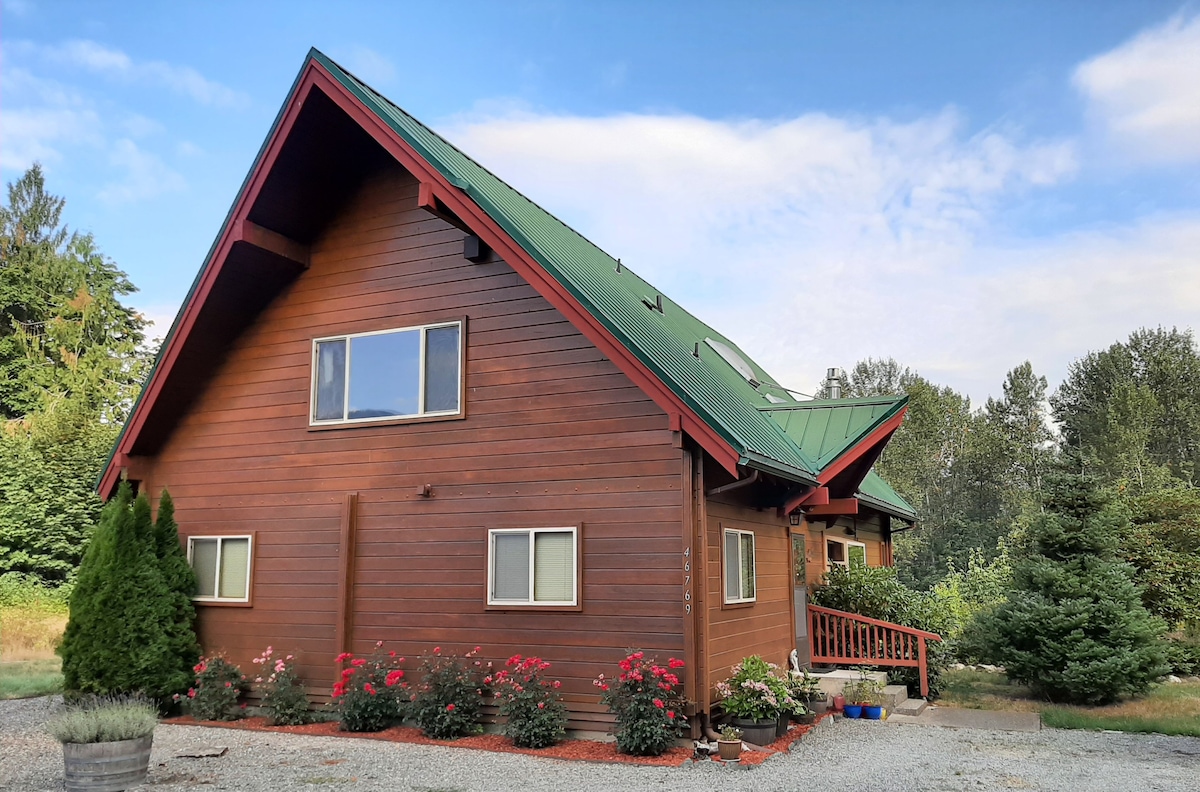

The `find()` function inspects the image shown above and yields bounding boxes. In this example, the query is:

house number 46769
[683,546,692,614]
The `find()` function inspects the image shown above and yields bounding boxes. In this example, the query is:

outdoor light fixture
[789,512,801,526]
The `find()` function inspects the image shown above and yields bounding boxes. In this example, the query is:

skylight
[705,337,760,387]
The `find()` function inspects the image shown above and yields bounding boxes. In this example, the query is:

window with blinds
[723,527,756,604]
[488,528,577,606]
[188,535,252,602]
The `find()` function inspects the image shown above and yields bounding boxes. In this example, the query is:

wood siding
[702,498,794,703]
[134,162,686,730]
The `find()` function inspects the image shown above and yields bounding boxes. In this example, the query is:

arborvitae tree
[154,489,201,691]
[58,482,188,703]
[977,471,1169,704]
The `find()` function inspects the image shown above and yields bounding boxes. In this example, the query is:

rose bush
[490,654,567,749]
[185,656,245,721]
[332,642,407,732]
[593,649,687,756]
[251,645,310,726]
[409,646,490,739]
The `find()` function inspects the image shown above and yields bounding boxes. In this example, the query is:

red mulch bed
[162,713,834,768]
[163,716,693,767]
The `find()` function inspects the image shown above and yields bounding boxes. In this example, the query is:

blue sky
[3,1,1198,404]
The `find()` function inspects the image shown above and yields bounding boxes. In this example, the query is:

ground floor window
[188,535,252,602]
[723,527,756,604]
[488,528,577,606]
[826,535,867,570]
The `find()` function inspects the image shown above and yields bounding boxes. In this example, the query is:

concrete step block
[892,697,928,716]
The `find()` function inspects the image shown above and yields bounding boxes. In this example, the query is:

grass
[939,669,1200,737]
[0,657,63,699]
[1,603,67,699]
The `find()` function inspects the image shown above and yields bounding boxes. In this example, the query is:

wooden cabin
[98,49,917,734]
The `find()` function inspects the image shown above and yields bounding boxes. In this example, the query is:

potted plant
[789,669,825,719]
[714,656,784,745]
[841,680,865,719]
[717,724,743,762]
[47,694,158,792]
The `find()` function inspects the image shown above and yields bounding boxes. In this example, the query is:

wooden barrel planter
[63,735,153,792]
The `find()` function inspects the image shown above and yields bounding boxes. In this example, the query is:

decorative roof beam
[232,219,309,268]
[805,498,859,516]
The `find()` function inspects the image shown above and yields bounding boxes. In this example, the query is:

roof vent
[764,393,788,404]
[642,294,664,313]
[705,338,760,387]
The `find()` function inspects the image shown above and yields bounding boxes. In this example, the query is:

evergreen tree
[58,482,189,703]
[977,471,1168,704]
[153,490,201,692]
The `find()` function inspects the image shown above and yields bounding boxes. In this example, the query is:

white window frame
[310,320,463,426]
[187,535,253,603]
[825,535,867,570]
[723,527,757,605]
[487,527,578,607]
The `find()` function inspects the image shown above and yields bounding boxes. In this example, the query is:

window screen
[192,539,218,598]
[492,532,530,601]
[533,531,573,602]
[218,538,251,599]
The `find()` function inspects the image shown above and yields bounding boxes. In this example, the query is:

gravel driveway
[4,697,1198,792]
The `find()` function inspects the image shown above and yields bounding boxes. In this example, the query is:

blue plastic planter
[863,705,883,720]
[843,704,863,719]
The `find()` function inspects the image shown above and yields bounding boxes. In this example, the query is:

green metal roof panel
[760,396,907,468]
[857,470,917,521]
[312,50,823,482]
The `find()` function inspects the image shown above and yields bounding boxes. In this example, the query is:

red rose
[446,703,456,712]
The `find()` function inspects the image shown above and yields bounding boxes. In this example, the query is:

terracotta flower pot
[717,739,742,761]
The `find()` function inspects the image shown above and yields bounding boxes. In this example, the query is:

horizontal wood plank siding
[703,498,793,704]
[139,163,684,730]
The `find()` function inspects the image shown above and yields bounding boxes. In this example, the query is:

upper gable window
[311,322,462,425]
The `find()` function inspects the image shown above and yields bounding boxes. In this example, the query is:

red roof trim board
[98,61,741,496]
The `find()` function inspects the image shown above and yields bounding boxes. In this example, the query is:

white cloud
[0,68,103,170]
[338,46,396,87]
[97,139,186,204]
[39,39,249,108]
[1073,14,1200,163]
[435,106,1194,403]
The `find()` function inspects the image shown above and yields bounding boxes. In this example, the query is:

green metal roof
[760,396,908,468]
[310,50,824,486]
[857,470,918,521]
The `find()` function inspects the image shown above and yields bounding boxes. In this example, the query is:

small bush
[1165,629,1200,676]
[185,656,245,721]
[333,643,407,732]
[594,649,687,756]
[251,646,310,726]
[491,655,567,749]
[714,655,794,720]
[47,694,157,744]
[409,646,489,740]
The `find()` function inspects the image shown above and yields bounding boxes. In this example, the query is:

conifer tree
[977,471,1169,704]
[154,489,201,692]
[58,482,188,703]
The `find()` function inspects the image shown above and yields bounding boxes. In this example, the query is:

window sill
[192,599,254,608]
[308,412,466,431]
[485,603,583,613]
[720,600,756,611]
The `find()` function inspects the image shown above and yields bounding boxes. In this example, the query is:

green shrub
[1165,629,1200,676]
[333,644,407,732]
[251,646,310,726]
[59,484,191,704]
[409,646,488,739]
[975,472,1170,704]
[0,572,71,610]
[47,694,157,744]
[152,490,200,699]
[810,564,958,699]
[186,656,245,721]
[594,650,687,756]
[491,655,567,749]
[713,654,793,720]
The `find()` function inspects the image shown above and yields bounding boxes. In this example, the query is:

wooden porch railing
[808,604,943,698]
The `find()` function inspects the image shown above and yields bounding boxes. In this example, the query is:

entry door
[791,531,811,667]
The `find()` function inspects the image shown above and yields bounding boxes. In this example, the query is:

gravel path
[4,697,1198,792]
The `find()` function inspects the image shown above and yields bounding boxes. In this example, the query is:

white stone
[1167,675,1183,684]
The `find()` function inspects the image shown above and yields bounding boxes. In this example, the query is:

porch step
[891,697,928,716]
[807,668,889,700]
[879,685,909,711]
